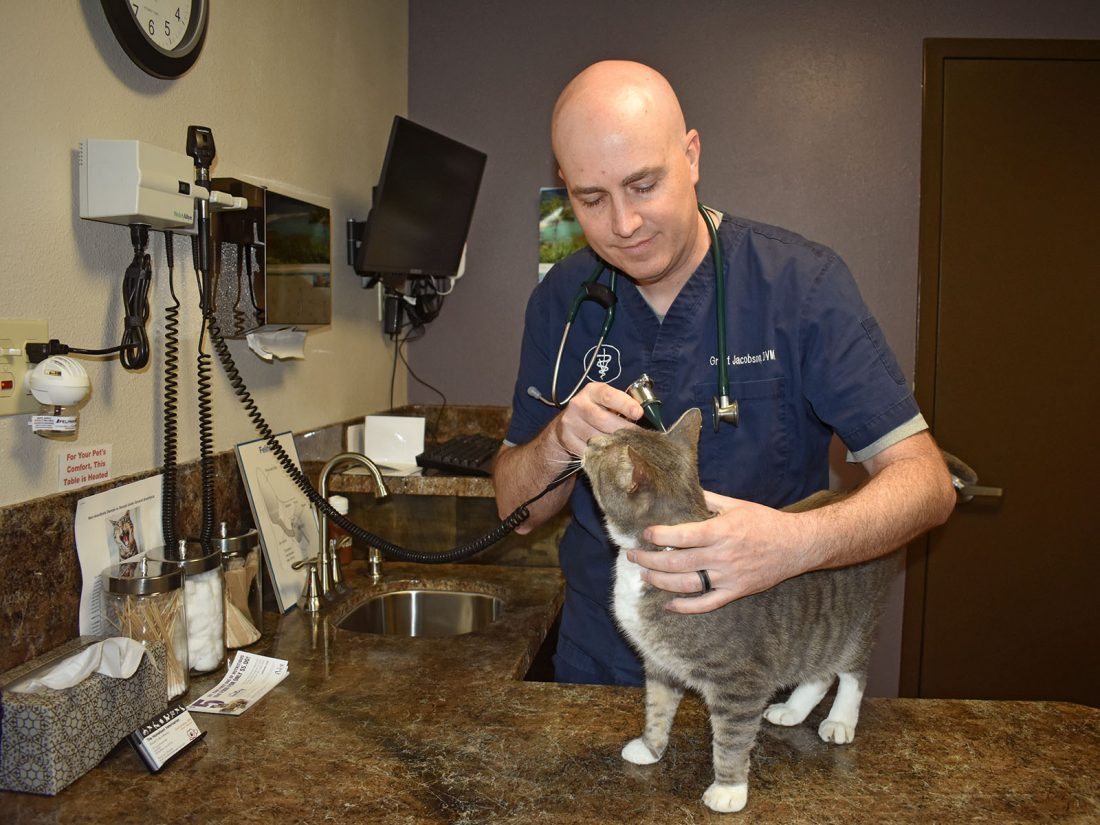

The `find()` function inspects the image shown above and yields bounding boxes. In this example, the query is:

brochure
[187,651,289,716]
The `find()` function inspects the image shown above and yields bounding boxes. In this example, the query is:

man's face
[557,125,701,288]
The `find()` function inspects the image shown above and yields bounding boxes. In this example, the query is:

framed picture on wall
[538,187,587,282]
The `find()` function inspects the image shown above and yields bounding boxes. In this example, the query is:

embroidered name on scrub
[711,349,777,367]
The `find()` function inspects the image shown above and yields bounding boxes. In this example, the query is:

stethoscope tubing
[537,204,731,416]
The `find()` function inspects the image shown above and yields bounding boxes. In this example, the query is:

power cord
[119,224,153,370]
[26,224,153,369]
[396,332,447,442]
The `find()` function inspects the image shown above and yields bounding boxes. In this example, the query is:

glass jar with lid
[213,523,263,649]
[102,558,189,700]
[174,540,227,675]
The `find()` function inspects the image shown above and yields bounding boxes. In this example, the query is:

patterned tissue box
[0,636,167,795]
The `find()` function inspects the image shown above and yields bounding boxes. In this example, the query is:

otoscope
[627,374,668,432]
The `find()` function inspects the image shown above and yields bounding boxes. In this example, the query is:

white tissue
[246,328,307,361]
[8,637,147,693]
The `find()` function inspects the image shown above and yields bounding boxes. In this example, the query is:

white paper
[74,475,164,635]
[235,434,316,612]
[187,651,289,716]
[58,443,112,492]
[246,327,307,361]
[363,415,425,476]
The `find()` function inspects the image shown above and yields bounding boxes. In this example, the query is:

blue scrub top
[506,212,920,685]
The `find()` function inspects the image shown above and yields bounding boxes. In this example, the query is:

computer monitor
[354,116,487,281]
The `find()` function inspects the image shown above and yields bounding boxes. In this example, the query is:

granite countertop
[324,465,495,499]
[3,561,1098,824]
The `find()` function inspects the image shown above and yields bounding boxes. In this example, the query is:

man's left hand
[628,491,809,613]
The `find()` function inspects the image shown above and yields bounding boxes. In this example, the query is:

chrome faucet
[316,452,390,600]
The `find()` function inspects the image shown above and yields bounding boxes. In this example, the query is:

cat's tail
[781,489,850,513]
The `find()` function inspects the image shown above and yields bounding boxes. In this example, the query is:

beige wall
[0,1,408,507]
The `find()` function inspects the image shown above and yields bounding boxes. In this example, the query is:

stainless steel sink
[336,589,504,637]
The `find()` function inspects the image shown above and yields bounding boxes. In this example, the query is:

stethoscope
[528,203,739,432]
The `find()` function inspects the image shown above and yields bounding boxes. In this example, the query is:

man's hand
[494,382,643,534]
[629,491,809,614]
[550,382,643,458]
[626,430,956,615]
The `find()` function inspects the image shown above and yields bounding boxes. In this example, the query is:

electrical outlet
[0,320,48,416]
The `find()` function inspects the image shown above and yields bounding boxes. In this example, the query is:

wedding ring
[697,569,713,594]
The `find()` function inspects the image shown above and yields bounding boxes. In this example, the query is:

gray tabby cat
[582,407,894,814]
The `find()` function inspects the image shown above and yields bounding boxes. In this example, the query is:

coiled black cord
[193,234,216,552]
[161,232,181,552]
[119,224,152,370]
[205,311,574,563]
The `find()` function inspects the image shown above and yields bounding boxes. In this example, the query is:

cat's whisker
[548,462,585,484]
[547,456,580,466]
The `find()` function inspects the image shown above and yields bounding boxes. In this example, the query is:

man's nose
[610,198,642,238]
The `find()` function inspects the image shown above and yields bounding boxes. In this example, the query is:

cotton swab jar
[102,558,190,700]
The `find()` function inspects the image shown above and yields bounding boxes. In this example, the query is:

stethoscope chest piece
[713,394,739,431]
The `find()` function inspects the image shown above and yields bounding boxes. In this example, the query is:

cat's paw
[621,737,662,765]
[702,781,748,813]
[818,719,857,744]
[763,703,803,727]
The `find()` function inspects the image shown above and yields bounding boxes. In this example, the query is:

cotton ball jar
[162,541,227,676]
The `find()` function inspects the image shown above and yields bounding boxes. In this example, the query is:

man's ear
[684,129,701,185]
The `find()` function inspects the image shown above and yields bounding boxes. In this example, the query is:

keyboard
[415,434,501,477]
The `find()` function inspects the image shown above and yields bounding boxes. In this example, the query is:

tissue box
[0,636,167,795]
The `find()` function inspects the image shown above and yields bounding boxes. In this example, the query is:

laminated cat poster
[235,433,317,612]
[74,474,164,635]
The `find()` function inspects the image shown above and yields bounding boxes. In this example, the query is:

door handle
[953,480,1004,502]
[942,450,1003,505]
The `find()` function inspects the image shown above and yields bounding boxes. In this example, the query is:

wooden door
[902,39,1100,705]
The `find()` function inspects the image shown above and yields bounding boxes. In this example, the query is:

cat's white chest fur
[607,525,647,646]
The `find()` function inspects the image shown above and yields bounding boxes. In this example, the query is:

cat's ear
[627,446,652,494]
[667,408,703,453]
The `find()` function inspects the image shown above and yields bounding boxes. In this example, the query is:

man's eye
[579,197,604,209]
[633,182,655,195]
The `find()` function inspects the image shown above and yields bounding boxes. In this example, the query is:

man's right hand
[549,382,644,458]
[493,382,643,533]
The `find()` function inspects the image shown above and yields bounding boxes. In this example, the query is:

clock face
[101,0,209,78]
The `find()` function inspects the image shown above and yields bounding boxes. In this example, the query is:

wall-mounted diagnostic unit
[79,139,245,230]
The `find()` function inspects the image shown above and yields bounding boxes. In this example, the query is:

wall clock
[101,1,209,79]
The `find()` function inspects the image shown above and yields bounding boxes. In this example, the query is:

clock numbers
[129,1,190,51]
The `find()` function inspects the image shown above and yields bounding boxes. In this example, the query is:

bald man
[494,61,954,686]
